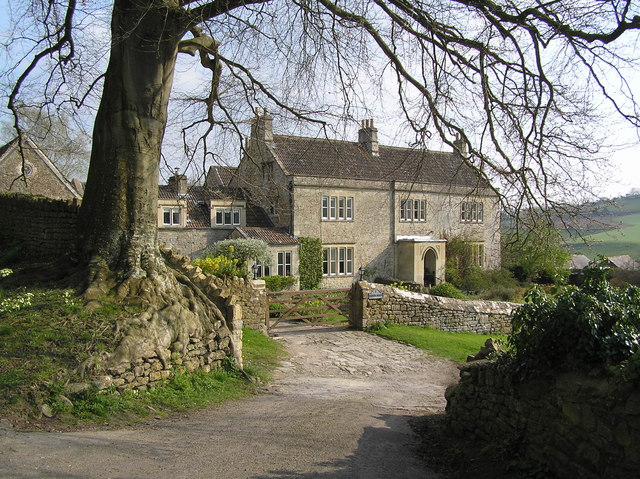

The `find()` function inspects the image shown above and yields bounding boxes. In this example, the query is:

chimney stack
[453,133,469,156]
[168,168,188,195]
[251,107,273,142]
[358,119,379,156]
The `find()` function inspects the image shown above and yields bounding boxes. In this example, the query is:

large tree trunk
[77,0,183,286]
[74,2,244,373]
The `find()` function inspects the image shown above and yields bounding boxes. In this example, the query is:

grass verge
[368,324,506,362]
[0,276,286,428]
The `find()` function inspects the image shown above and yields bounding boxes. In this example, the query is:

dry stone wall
[0,193,78,257]
[94,250,262,392]
[352,281,516,334]
[446,361,640,478]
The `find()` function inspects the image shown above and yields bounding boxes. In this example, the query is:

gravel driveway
[0,328,459,479]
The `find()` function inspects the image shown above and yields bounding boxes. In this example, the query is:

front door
[423,248,437,287]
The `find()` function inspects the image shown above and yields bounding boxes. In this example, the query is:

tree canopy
[2,0,639,277]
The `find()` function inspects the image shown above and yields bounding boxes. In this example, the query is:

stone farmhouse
[229,112,500,288]
[158,113,501,288]
[0,136,82,200]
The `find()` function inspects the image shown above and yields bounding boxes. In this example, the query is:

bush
[206,239,271,266]
[375,277,422,292]
[192,255,246,278]
[507,273,640,377]
[428,282,467,299]
[268,302,285,318]
[263,275,297,292]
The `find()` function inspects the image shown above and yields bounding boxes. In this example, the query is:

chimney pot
[168,169,188,195]
[251,108,273,142]
[358,118,379,157]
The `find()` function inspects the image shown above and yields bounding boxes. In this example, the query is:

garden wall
[0,193,78,257]
[446,361,640,478]
[351,281,516,334]
[96,250,267,392]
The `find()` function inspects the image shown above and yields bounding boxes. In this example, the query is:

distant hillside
[563,194,640,262]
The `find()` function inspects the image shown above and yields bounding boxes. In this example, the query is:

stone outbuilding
[0,135,82,200]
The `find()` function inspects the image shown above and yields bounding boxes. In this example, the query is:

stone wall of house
[158,227,231,258]
[351,281,515,334]
[446,361,640,478]
[0,193,79,257]
[291,177,501,289]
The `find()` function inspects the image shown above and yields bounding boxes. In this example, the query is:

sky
[0,1,639,199]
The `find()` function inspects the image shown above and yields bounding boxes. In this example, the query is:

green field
[566,195,640,262]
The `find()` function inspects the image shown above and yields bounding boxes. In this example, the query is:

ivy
[507,264,640,377]
[298,237,323,290]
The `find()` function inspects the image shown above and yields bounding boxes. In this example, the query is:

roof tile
[270,135,487,188]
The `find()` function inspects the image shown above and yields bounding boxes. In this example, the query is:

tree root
[77,250,243,388]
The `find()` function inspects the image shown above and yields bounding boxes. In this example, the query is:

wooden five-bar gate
[266,288,352,333]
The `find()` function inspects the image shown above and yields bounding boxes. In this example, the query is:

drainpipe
[391,180,397,278]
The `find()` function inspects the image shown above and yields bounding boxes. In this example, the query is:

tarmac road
[0,329,459,479]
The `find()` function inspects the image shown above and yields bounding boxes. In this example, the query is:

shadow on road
[247,412,447,479]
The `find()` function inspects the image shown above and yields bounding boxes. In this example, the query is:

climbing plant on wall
[299,237,323,290]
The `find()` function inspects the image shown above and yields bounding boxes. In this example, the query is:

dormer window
[215,207,241,226]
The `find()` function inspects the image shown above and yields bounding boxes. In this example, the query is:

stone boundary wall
[351,281,516,334]
[446,361,640,478]
[0,193,78,257]
[203,276,268,333]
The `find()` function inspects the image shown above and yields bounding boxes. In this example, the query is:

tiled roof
[158,184,232,201]
[269,135,487,188]
[233,227,298,245]
[205,166,237,187]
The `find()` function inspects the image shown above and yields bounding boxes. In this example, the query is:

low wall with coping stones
[351,281,516,334]
[446,361,640,478]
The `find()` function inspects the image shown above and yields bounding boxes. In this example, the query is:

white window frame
[471,243,486,268]
[255,263,271,277]
[338,196,345,220]
[277,251,292,276]
[215,208,241,226]
[163,207,181,226]
[400,198,426,222]
[329,196,337,220]
[322,195,354,221]
[461,201,484,223]
[322,246,355,276]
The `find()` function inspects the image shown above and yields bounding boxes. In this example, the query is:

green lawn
[370,324,506,363]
